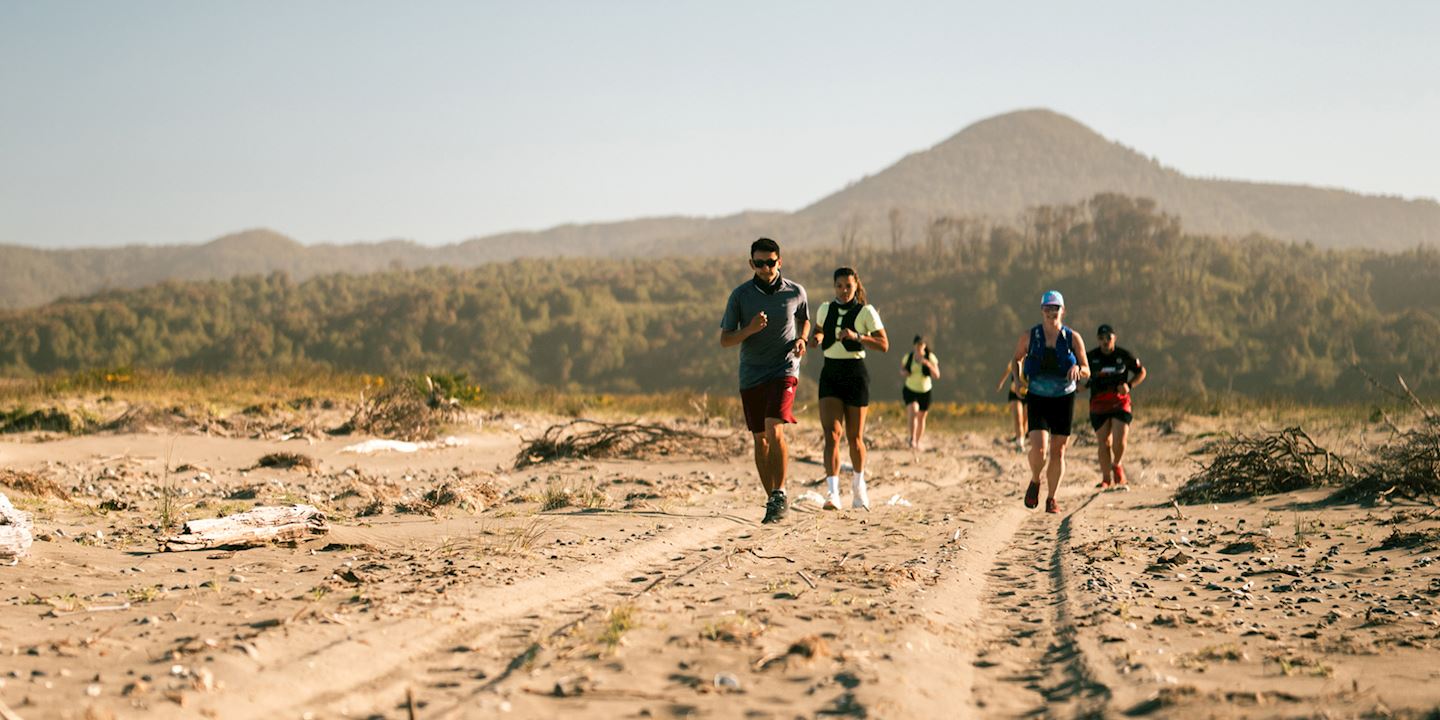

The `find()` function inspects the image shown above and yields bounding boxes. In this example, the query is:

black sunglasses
[1042,304,1062,311]
[750,258,778,268]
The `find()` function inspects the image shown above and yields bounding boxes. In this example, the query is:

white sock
[826,476,840,495]
[853,470,866,487]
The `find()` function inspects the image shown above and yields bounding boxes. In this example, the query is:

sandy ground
[2,409,1439,719]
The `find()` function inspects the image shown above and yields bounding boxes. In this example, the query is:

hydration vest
[1023,324,1076,378]
[905,351,933,377]
[821,302,865,352]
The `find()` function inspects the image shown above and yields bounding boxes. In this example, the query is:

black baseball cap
[1097,324,1114,336]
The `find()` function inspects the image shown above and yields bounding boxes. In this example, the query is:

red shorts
[740,376,799,434]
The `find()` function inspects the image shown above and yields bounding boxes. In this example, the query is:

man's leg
[764,418,788,492]
[752,432,773,493]
[1096,418,1114,484]
[1110,419,1131,484]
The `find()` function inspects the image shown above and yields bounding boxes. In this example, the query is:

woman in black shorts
[810,267,888,510]
[995,359,1027,452]
[900,336,940,451]
[1009,290,1089,514]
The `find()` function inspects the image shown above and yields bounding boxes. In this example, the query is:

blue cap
[1040,290,1065,307]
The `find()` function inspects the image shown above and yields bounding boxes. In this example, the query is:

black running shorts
[1007,390,1021,402]
[819,358,870,407]
[1090,410,1133,431]
[902,387,932,411]
[1025,392,1075,436]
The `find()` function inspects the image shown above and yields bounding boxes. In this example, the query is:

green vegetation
[0,195,1436,404]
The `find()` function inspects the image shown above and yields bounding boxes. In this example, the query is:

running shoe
[1045,497,1060,514]
[1096,477,1112,489]
[1024,481,1040,509]
[1113,464,1128,486]
[851,477,870,511]
[823,491,842,510]
[761,490,788,524]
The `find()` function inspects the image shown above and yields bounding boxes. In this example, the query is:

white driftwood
[0,492,34,565]
[165,504,328,552]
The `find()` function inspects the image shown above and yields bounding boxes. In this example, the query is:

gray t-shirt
[720,276,809,390]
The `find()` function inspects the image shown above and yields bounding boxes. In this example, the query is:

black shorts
[819,358,869,407]
[902,387,932,411]
[1090,410,1133,431]
[1025,392,1075,436]
[1007,390,1021,402]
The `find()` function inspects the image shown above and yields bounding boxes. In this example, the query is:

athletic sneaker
[762,490,788,524]
[1113,465,1128,486]
[823,476,841,510]
[851,477,870,511]
[1024,481,1040,509]
[1045,497,1060,514]
[1096,476,1112,489]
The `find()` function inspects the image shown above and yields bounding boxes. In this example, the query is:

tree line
[1,194,1436,403]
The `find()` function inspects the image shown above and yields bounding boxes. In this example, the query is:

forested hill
[802,109,1440,251]
[3,195,1437,404]
[4,109,1437,310]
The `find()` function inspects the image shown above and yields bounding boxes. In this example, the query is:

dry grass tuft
[334,376,463,442]
[1175,426,1353,504]
[515,419,735,469]
[255,452,318,471]
[0,468,71,500]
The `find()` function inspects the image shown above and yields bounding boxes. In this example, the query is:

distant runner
[810,267,888,510]
[720,238,810,524]
[1011,290,1090,514]
[995,358,1028,452]
[901,335,940,451]
[1087,323,1146,489]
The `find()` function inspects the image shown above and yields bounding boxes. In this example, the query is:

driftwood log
[164,504,328,552]
[0,492,34,564]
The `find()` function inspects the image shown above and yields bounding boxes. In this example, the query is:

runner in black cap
[1086,324,1146,488]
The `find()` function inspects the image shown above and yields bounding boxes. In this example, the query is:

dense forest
[1,195,1437,404]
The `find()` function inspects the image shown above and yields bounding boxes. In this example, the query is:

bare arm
[922,354,940,380]
[1124,364,1147,394]
[1069,334,1091,383]
[996,363,1012,391]
[720,311,767,348]
[857,329,888,353]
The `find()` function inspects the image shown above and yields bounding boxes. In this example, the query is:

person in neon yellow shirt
[808,267,888,510]
[900,335,940,451]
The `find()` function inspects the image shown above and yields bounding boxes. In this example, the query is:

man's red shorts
[740,376,798,434]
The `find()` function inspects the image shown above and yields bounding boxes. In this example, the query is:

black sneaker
[762,490,788,524]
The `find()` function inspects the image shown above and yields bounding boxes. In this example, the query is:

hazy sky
[2,1,1436,248]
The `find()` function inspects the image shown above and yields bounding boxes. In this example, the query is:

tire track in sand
[972,491,1112,719]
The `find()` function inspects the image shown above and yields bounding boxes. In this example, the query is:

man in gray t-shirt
[720,238,809,524]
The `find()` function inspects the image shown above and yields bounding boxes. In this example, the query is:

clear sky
[2,1,1436,248]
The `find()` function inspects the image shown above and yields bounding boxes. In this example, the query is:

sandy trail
[3,417,1440,719]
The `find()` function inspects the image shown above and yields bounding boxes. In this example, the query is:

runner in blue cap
[1009,290,1090,513]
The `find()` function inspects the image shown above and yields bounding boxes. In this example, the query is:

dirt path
[5,419,1440,719]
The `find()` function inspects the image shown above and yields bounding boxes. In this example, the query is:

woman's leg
[915,408,928,450]
[820,397,845,478]
[906,402,920,448]
[844,404,868,473]
[1046,434,1070,499]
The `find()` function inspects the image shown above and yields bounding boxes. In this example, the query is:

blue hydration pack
[1023,324,1076,379]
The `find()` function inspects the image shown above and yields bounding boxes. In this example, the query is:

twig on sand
[0,697,25,720]
[796,570,817,589]
[747,548,795,563]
